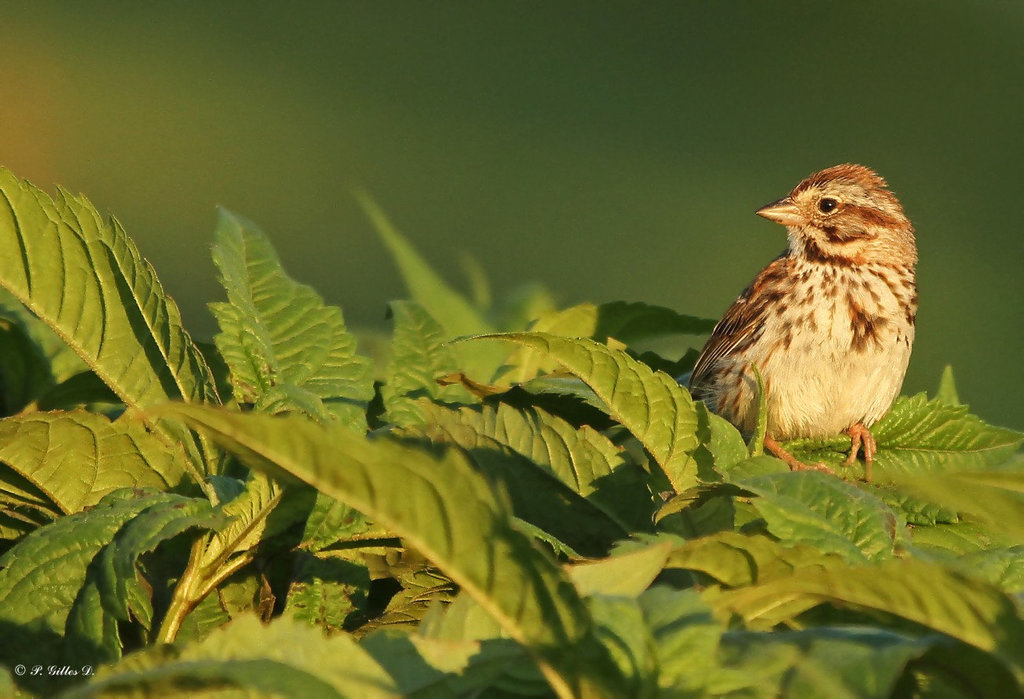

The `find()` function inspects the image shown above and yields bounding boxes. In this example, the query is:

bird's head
[756,163,916,266]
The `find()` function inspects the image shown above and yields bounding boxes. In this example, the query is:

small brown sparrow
[689,164,917,475]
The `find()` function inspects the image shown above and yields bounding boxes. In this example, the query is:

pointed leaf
[163,403,625,698]
[0,315,55,412]
[713,558,1024,681]
[68,614,398,698]
[414,400,652,532]
[935,365,960,406]
[300,490,371,552]
[568,541,673,598]
[209,210,373,428]
[666,530,849,588]
[0,286,87,383]
[739,471,899,562]
[361,631,536,697]
[592,301,717,343]
[712,627,937,698]
[892,469,1024,543]
[355,191,505,382]
[640,586,723,695]
[692,401,749,478]
[381,300,472,427]
[493,282,557,332]
[196,470,284,576]
[504,301,714,384]
[0,411,187,515]
[467,332,701,492]
[285,553,370,632]
[0,489,187,673]
[785,394,1023,477]
[354,191,490,339]
[0,169,220,476]
[586,595,659,696]
[66,495,224,664]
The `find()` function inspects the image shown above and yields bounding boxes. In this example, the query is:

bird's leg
[763,436,835,475]
[843,422,876,481]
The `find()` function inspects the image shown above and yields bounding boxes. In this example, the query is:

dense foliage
[0,168,1021,697]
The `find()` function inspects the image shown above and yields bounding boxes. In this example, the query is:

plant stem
[156,535,207,644]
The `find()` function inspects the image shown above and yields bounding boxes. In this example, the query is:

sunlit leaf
[0,411,187,515]
[712,558,1024,681]
[468,332,701,493]
[568,541,673,598]
[163,403,626,698]
[210,209,373,429]
[381,300,472,427]
[0,169,220,478]
[503,301,714,384]
[935,365,960,406]
[414,399,652,533]
[785,394,1023,478]
[68,614,398,698]
[892,469,1024,542]
[738,471,899,563]
[355,191,506,382]
[0,489,213,678]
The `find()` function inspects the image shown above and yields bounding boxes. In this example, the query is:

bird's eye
[817,197,839,214]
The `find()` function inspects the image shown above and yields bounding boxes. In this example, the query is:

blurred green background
[1,2,1021,428]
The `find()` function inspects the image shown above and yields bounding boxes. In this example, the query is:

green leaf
[867,485,959,526]
[892,469,1024,543]
[493,282,557,332]
[359,562,457,637]
[586,595,659,696]
[163,403,625,698]
[67,614,399,698]
[712,558,1024,682]
[639,586,724,695]
[209,209,373,429]
[957,547,1024,593]
[502,301,714,384]
[785,394,1024,478]
[687,402,750,482]
[467,332,701,493]
[0,314,55,412]
[712,627,936,698]
[413,400,652,533]
[458,250,492,311]
[646,587,940,698]
[665,530,848,588]
[568,541,673,598]
[300,490,371,552]
[0,489,197,676]
[381,300,472,427]
[361,631,540,698]
[0,286,87,384]
[0,411,187,515]
[30,370,121,412]
[0,169,221,477]
[935,365,960,405]
[196,470,285,577]
[285,552,370,632]
[738,471,899,563]
[748,363,768,457]
[354,191,505,382]
[590,301,717,344]
[909,521,1018,556]
[66,495,223,663]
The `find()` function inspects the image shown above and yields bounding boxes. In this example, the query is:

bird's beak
[756,197,804,226]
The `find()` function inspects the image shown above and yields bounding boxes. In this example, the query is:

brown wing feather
[688,254,793,397]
